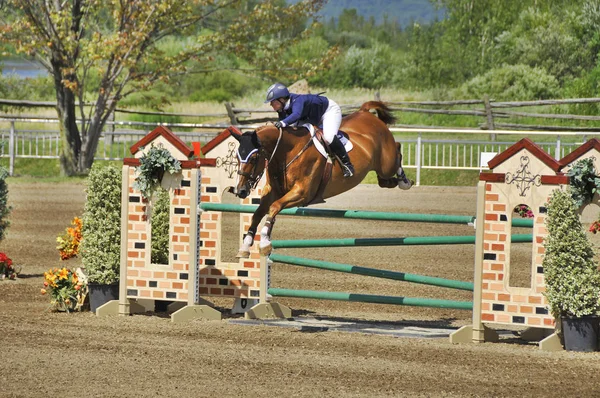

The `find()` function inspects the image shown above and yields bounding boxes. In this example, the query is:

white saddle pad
[302,123,353,158]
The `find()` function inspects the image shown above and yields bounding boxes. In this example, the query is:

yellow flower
[58,268,69,280]
[40,288,46,295]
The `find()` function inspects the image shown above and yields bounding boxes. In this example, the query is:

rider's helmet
[264,83,290,103]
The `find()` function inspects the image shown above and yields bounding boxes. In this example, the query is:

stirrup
[341,162,354,178]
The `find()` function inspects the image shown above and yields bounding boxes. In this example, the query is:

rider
[264,82,355,178]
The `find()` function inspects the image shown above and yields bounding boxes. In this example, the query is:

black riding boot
[329,135,354,178]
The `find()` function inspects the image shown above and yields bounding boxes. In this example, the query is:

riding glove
[273,121,283,129]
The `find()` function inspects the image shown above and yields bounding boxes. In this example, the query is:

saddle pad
[302,123,353,159]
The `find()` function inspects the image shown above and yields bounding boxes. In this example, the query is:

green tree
[0,0,332,176]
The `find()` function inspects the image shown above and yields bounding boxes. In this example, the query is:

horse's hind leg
[395,142,413,190]
[377,143,412,189]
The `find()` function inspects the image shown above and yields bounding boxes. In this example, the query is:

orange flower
[40,288,46,295]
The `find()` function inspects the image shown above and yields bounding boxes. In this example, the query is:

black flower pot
[562,315,600,352]
[88,282,119,313]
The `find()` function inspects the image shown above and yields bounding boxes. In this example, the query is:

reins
[242,125,315,191]
[263,125,314,170]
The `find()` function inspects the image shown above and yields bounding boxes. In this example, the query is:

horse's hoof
[236,250,250,258]
[259,245,273,256]
[398,179,413,190]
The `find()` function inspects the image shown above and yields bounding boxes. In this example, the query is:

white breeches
[321,99,342,144]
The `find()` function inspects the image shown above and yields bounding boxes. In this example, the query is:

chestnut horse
[230,101,412,257]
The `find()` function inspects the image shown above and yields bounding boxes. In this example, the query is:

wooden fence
[3,96,600,131]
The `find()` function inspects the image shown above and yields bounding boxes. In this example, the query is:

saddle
[306,125,352,205]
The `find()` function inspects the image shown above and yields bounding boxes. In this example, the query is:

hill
[317,0,444,27]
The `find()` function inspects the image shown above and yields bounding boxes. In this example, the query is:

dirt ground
[1,182,600,398]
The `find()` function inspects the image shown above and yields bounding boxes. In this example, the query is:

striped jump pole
[199,203,534,227]
[267,288,473,310]
[268,253,474,291]
[272,234,532,249]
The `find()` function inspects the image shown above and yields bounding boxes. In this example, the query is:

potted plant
[566,158,600,207]
[41,267,87,312]
[133,144,181,200]
[543,188,600,351]
[80,164,122,313]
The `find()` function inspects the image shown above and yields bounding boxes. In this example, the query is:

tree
[0,0,332,175]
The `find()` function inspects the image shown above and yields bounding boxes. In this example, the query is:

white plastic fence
[1,119,599,185]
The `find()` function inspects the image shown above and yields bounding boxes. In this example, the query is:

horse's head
[230,130,266,199]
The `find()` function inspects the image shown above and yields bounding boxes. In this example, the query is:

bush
[0,166,11,243]
[542,189,600,318]
[0,74,55,102]
[80,164,122,285]
[313,43,398,89]
[456,64,560,101]
[562,64,600,115]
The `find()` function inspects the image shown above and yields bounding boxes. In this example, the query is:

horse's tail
[359,101,396,125]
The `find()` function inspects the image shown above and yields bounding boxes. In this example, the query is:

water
[1,58,47,78]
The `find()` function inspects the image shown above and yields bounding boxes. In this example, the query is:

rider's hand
[273,121,283,129]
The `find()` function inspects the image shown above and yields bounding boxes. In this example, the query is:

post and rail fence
[2,96,600,183]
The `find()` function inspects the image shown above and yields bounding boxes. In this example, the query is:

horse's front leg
[236,190,275,258]
[258,187,308,255]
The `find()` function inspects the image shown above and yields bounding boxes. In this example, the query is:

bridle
[237,125,313,190]
[237,127,283,190]
[237,152,265,190]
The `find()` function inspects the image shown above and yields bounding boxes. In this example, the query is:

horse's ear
[228,126,242,141]
[249,130,260,146]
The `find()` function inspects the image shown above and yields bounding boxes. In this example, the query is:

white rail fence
[1,119,599,185]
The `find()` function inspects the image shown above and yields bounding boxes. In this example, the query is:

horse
[229,101,412,258]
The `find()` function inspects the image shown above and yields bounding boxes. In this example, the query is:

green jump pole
[268,253,474,291]
[272,234,532,249]
[268,287,473,310]
[199,203,533,227]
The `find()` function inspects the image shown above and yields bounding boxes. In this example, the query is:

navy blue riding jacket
[277,93,329,127]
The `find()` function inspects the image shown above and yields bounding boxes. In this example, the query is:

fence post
[483,95,495,141]
[9,121,15,176]
[555,135,561,160]
[224,102,238,125]
[416,133,422,187]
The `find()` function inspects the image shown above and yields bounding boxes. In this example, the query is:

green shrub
[562,65,600,115]
[0,74,54,102]
[314,43,398,89]
[456,64,560,101]
[542,188,600,318]
[80,164,122,285]
[0,167,11,242]
[151,187,170,265]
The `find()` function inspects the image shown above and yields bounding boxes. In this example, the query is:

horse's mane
[358,101,396,125]
[255,125,271,134]
[257,124,311,138]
